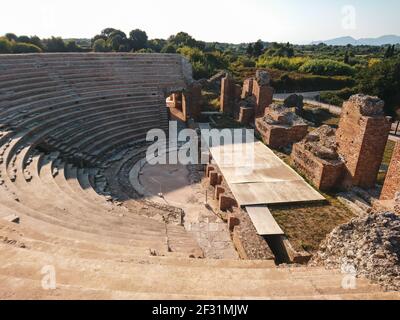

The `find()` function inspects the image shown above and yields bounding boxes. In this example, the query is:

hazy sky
[1,0,399,44]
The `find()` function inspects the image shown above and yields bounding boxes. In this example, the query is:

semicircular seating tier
[0,53,398,300]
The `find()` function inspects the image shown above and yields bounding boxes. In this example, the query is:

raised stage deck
[200,126,325,206]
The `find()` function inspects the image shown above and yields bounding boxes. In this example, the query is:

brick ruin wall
[256,119,308,150]
[168,82,202,122]
[220,71,273,124]
[336,95,391,189]
[220,76,241,115]
[381,141,400,200]
[291,143,344,190]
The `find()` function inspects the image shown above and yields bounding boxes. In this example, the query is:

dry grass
[377,139,396,185]
[270,195,355,253]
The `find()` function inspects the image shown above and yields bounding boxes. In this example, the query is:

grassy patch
[270,197,354,253]
[302,104,340,128]
[377,140,396,185]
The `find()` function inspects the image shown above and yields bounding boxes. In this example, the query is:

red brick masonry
[381,141,400,200]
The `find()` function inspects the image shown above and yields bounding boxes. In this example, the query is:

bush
[272,73,355,93]
[0,37,12,53]
[12,42,42,53]
[320,87,356,106]
[45,37,67,52]
[299,59,355,76]
[161,44,176,53]
[358,57,400,117]
[257,56,308,71]
[93,39,109,52]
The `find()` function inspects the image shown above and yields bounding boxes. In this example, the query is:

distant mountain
[311,35,400,46]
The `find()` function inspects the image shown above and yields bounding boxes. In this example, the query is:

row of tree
[0,33,83,54]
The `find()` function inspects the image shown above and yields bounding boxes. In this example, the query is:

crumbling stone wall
[220,74,241,115]
[381,141,400,200]
[242,70,274,118]
[168,82,202,122]
[256,104,308,149]
[220,70,273,124]
[291,125,345,190]
[336,94,391,189]
[182,82,202,121]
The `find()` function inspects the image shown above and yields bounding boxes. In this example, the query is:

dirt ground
[139,162,238,259]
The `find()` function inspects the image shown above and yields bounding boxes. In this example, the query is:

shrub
[272,73,355,93]
[358,57,400,117]
[320,87,356,106]
[12,42,42,53]
[161,44,176,53]
[235,56,256,68]
[0,37,12,53]
[93,39,108,52]
[257,56,309,71]
[299,59,355,76]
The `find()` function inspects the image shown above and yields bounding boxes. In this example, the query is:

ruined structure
[220,70,274,125]
[241,70,274,118]
[381,141,400,201]
[220,74,241,115]
[167,82,202,122]
[256,103,308,149]
[336,94,392,189]
[291,125,345,190]
[291,95,392,192]
[0,54,397,300]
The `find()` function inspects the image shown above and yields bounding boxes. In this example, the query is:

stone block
[291,143,345,191]
[219,195,238,211]
[256,118,308,149]
[215,186,225,200]
[206,164,215,177]
[209,172,219,187]
[228,215,240,232]
[336,94,391,189]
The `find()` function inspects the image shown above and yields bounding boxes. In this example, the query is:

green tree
[0,37,12,53]
[101,28,117,37]
[148,39,167,52]
[17,35,31,43]
[167,32,204,49]
[358,57,400,117]
[344,51,350,64]
[161,44,176,53]
[45,37,67,52]
[246,44,254,56]
[109,35,124,51]
[30,36,44,50]
[384,45,395,59]
[129,29,148,51]
[12,42,42,53]
[93,39,108,52]
[5,33,17,41]
[66,40,81,52]
[253,40,264,57]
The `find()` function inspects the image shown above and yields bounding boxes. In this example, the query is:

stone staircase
[0,53,398,300]
[1,217,399,299]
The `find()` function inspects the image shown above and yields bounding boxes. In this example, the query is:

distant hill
[311,35,400,46]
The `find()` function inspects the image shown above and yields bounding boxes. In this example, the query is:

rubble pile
[303,125,340,160]
[262,103,306,126]
[310,212,400,291]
